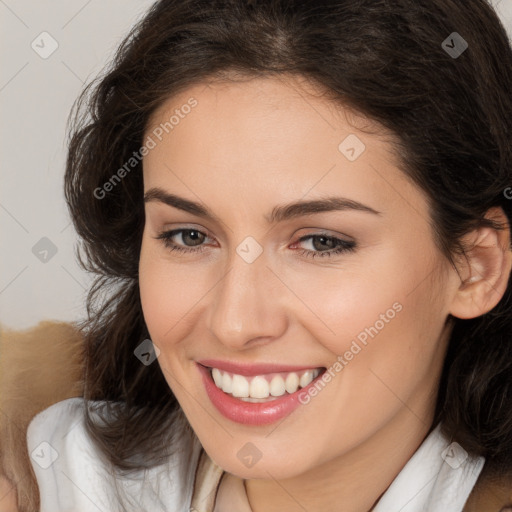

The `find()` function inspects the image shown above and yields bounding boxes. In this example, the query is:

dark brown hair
[65,0,512,479]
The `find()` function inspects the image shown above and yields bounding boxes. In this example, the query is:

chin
[203,440,318,480]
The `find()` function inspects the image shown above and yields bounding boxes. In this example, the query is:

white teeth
[222,372,233,394]
[212,368,223,387]
[239,396,280,403]
[210,368,321,399]
[299,370,316,388]
[249,376,270,399]
[285,373,300,394]
[231,374,249,397]
[269,375,286,397]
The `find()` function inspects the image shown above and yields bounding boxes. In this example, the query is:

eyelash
[154,229,356,259]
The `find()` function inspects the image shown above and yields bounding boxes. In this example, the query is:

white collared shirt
[27,398,484,512]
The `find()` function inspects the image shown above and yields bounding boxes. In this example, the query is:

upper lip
[197,359,325,377]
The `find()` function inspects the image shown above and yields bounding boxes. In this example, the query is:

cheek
[284,249,448,372]
[277,254,411,352]
[138,239,213,347]
[138,243,207,396]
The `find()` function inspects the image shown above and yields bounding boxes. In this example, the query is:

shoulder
[27,398,202,512]
[27,398,119,512]
[27,397,101,463]
[27,396,87,444]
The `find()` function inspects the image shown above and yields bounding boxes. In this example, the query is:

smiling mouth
[207,366,326,402]
[197,362,329,425]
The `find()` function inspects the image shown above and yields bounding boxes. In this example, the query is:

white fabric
[372,423,485,512]
[211,423,485,512]
[27,398,485,512]
[27,398,202,512]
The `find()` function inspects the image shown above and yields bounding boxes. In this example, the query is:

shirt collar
[191,422,485,512]
[372,422,485,512]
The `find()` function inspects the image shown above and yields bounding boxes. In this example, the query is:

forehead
[142,74,428,223]
[146,73,388,145]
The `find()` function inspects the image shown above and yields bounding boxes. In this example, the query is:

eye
[154,229,356,259]
[292,233,356,259]
[155,228,211,254]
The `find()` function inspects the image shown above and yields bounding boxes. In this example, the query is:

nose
[206,247,288,349]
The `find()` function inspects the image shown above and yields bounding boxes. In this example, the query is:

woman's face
[139,74,460,479]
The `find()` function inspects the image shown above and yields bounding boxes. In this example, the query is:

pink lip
[196,362,325,425]
[197,358,322,377]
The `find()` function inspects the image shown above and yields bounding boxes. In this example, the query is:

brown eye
[294,234,356,259]
[155,229,210,253]
[179,229,205,246]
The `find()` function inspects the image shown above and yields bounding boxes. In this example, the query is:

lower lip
[197,363,324,425]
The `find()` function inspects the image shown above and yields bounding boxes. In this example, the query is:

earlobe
[449,207,512,320]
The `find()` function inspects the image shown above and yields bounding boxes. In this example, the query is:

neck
[244,398,437,512]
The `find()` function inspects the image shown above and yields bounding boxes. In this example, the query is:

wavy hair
[64,0,512,479]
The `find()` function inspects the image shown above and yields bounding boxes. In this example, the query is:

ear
[449,206,512,320]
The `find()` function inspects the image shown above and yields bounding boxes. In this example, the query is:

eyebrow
[143,187,381,224]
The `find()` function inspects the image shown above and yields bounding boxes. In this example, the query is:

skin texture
[138,74,511,512]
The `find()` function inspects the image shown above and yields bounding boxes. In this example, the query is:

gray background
[1,0,511,329]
